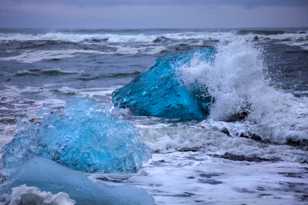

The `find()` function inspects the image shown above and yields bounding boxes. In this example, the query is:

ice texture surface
[112,48,215,121]
[2,99,150,173]
[1,157,155,205]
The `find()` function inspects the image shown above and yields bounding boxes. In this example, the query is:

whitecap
[0,49,106,63]
[179,40,308,144]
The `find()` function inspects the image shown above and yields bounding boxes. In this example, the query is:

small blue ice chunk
[112,48,215,121]
[1,157,155,205]
[2,99,150,173]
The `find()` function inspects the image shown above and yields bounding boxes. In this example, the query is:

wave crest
[179,40,308,144]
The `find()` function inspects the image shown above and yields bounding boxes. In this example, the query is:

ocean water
[0,28,308,204]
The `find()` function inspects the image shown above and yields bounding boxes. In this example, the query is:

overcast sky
[1,0,308,29]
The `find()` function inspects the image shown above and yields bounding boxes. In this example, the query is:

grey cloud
[0,0,308,28]
[3,0,308,7]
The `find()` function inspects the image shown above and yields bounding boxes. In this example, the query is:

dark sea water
[0,28,308,204]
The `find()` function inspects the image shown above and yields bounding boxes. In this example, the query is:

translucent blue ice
[1,157,155,205]
[112,48,215,121]
[2,98,150,173]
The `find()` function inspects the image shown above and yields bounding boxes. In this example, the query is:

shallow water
[0,28,308,204]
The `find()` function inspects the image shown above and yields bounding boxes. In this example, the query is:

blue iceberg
[2,98,150,173]
[112,48,215,121]
[1,157,155,205]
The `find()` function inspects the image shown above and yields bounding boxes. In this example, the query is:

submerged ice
[1,157,155,205]
[112,48,215,121]
[2,98,150,173]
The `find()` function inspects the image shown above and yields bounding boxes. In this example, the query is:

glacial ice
[112,48,215,121]
[2,98,150,173]
[1,157,155,205]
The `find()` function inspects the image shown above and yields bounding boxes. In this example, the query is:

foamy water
[1,30,307,64]
[180,40,308,144]
[0,29,307,205]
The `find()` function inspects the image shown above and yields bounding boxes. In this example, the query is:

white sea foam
[164,31,237,42]
[1,31,307,51]
[0,45,166,63]
[0,31,237,43]
[258,32,308,41]
[179,40,308,144]
[0,49,105,63]
[128,152,308,205]
[2,185,75,205]
[0,32,110,43]
[0,32,154,43]
[255,32,308,50]
[283,40,308,50]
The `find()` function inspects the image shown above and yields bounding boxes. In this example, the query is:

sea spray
[179,40,308,145]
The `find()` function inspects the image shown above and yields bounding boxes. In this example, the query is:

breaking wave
[179,40,308,145]
[0,49,106,63]
[0,32,236,43]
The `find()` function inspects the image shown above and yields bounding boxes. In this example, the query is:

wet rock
[199,172,223,178]
[153,36,171,43]
[239,132,271,144]
[286,138,308,150]
[176,146,201,152]
[225,111,249,122]
[220,127,230,136]
[211,152,280,162]
[198,178,223,185]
